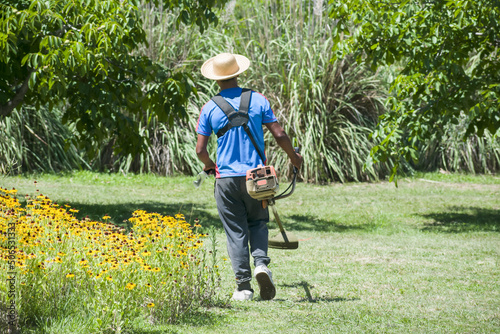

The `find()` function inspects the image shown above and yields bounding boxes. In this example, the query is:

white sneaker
[231,289,254,301]
[254,265,276,300]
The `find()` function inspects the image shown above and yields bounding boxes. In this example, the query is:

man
[196,53,303,301]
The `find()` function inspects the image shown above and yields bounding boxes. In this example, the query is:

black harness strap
[211,89,266,164]
[213,90,250,138]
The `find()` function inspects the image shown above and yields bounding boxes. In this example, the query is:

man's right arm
[196,134,216,173]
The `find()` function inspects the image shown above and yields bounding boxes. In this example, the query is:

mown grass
[1,172,499,333]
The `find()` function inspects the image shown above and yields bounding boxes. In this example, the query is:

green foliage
[0,0,227,158]
[148,0,224,33]
[329,0,500,182]
[2,0,499,180]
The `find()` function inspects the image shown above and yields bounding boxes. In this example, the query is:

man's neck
[217,77,239,91]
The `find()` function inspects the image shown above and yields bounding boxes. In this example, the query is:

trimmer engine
[245,165,279,201]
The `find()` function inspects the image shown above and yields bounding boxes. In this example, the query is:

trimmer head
[268,229,299,249]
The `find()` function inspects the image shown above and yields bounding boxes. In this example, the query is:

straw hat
[201,53,250,80]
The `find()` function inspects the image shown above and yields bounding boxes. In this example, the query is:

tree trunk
[0,72,32,117]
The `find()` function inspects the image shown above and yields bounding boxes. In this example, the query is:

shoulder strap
[242,123,266,164]
[213,88,251,138]
[211,89,266,164]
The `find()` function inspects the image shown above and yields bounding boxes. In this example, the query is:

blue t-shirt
[196,87,277,178]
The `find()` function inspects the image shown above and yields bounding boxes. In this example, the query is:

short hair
[220,76,238,83]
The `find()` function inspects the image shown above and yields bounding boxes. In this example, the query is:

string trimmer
[245,149,300,250]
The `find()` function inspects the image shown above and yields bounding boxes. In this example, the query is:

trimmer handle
[293,147,300,174]
[274,147,300,201]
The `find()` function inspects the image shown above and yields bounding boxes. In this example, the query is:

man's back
[196,87,277,178]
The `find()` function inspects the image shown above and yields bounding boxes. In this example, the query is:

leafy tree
[329,0,500,182]
[0,0,226,157]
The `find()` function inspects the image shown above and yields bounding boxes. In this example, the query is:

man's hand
[203,165,216,175]
[291,152,303,170]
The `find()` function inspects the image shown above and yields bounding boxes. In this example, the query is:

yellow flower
[125,283,136,290]
[69,209,79,213]
[106,276,113,281]
[66,273,75,278]
[147,303,155,308]
[102,215,111,220]
[152,267,161,272]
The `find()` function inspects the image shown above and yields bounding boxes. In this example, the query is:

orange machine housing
[246,165,279,200]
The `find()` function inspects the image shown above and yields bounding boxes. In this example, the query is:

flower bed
[0,186,219,332]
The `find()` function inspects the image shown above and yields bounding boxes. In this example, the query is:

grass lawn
[1,171,499,333]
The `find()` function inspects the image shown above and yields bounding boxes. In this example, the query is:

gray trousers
[215,176,270,285]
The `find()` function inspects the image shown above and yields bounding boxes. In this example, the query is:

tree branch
[51,24,80,37]
[0,70,33,117]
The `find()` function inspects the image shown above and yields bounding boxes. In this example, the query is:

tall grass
[0,106,86,175]
[415,115,500,174]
